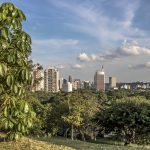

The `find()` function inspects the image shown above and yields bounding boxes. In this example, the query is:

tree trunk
[79,129,85,141]
[64,128,69,138]
[71,124,74,140]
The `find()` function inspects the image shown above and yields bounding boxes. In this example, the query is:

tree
[0,3,35,140]
[97,91,108,106]
[96,97,150,145]
[107,89,128,100]
[62,91,100,141]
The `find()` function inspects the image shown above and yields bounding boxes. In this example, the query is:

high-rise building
[44,67,59,92]
[94,66,105,91]
[109,77,117,88]
[31,65,44,92]
[72,79,81,90]
[68,75,73,83]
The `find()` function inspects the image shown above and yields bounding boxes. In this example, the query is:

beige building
[72,79,81,90]
[31,65,44,92]
[109,77,117,88]
[94,66,105,91]
[44,67,59,92]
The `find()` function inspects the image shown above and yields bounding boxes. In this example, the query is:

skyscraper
[109,77,117,88]
[44,67,59,92]
[94,66,105,91]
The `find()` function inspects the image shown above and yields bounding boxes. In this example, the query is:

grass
[37,136,150,150]
[0,133,75,150]
[0,133,150,150]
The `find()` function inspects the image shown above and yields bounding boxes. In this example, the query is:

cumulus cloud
[77,40,150,62]
[72,64,84,69]
[117,40,150,56]
[129,62,150,69]
[78,53,98,62]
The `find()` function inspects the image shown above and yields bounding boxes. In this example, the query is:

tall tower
[44,67,59,92]
[94,66,105,91]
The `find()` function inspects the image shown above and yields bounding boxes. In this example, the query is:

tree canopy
[0,2,35,140]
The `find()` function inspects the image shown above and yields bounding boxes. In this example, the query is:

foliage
[144,90,150,100]
[62,91,100,141]
[97,91,109,106]
[45,92,70,136]
[106,89,129,100]
[25,92,51,137]
[0,2,35,140]
[96,97,150,145]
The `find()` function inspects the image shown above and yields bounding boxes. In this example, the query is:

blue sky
[1,0,150,82]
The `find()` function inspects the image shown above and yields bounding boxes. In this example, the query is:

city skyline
[1,0,150,82]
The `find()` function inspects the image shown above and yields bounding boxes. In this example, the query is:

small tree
[62,91,100,141]
[0,3,35,140]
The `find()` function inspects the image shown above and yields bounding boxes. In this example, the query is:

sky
[1,0,150,82]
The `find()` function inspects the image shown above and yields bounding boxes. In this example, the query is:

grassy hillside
[0,135,75,150]
[38,136,150,150]
[0,134,150,150]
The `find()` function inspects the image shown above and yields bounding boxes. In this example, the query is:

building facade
[109,77,117,88]
[94,66,105,91]
[31,65,44,92]
[44,67,59,92]
[72,79,81,90]
[62,82,72,92]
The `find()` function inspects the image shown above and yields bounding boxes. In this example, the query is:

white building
[44,67,59,93]
[62,82,72,92]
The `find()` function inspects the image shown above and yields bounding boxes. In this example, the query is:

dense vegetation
[28,90,150,145]
[0,2,150,149]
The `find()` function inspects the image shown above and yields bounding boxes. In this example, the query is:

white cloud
[78,53,91,62]
[72,64,84,69]
[77,40,150,62]
[118,40,150,56]
[129,62,150,69]
[78,53,101,62]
